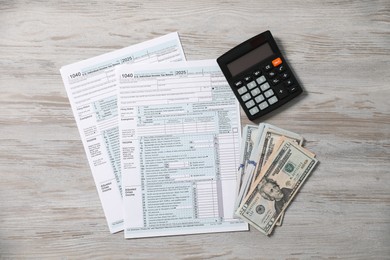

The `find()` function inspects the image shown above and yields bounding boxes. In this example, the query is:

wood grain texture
[0,0,389,259]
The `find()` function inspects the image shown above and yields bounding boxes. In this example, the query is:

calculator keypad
[234,57,299,117]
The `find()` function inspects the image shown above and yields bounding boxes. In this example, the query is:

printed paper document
[60,32,186,233]
[117,60,248,238]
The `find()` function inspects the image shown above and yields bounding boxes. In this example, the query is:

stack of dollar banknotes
[234,123,318,236]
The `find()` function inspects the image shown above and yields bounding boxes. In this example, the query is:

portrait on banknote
[257,178,292,216]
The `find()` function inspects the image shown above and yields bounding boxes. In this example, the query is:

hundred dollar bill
[235,125,259,210]
[236,138,318,235]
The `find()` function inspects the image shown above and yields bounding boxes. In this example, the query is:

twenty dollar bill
[236,138,318,235]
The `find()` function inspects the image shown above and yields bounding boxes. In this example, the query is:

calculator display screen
[227,43,274,77]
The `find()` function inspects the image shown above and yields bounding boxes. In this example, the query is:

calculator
[217,30,302,120]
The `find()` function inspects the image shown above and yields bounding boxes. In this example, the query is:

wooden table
[1,1,389,259]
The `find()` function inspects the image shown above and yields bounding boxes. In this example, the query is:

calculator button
[274,86,289,99]
[234,80,243,88]
[253,70,262,77]
[247,81,257,90]
[251,87,261,97]
[255,94,265,103]
[259,101,269,110]
[272,57,283,67]
[260,82,271,92]
[268,96,279,105]
[281,72,290,79]
[249,106,260,115]
[245,100,255,109]
[287,85,298,93]
[244,75,252,82]
[270,77,281,86]
[237,86,248,95]
[277,65,286,73]
[267,70,277,78]
[241,93,251,102]
[264,89,274,98]
[284,79,293,87]
[256,75,266,85]
[264,64,272,72]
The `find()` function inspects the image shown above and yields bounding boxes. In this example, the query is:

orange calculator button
[272,57,282,67]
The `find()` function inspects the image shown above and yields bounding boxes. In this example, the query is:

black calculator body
[217,31,302,120]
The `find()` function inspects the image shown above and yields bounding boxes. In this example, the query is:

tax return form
[117,60,249,238]
[60,32,185,233]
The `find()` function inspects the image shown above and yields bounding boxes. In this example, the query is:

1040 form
[117,60,248,238]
